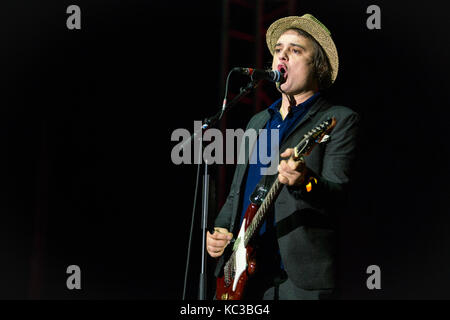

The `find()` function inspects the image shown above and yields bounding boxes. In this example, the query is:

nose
[277,48,288,62]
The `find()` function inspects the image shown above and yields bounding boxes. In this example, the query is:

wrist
[288,167,317,193]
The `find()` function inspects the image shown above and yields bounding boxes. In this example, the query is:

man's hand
[278,148,307,186]
[206,227,233,258]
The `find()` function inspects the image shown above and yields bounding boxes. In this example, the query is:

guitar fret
[244,179,282,246]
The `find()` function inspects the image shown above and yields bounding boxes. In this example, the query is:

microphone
[233,67,285,83]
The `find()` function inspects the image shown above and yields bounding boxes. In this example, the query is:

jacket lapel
[243,109,271,164]
[229,110,271,231]
[234,109,271,189]
[279,96,329,151]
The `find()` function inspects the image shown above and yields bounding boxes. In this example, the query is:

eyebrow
[275,43,307,51]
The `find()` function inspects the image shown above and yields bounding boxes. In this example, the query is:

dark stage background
[0,0,449,299]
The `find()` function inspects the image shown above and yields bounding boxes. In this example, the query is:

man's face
[272,29,317,95]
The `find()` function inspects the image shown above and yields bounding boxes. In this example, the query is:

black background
[0,0,449,300]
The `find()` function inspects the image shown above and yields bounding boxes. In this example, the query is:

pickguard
[232,219,247,292]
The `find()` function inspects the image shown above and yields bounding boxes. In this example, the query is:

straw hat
[266,14,339,83]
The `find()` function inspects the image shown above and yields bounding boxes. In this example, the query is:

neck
[279,89,317,119]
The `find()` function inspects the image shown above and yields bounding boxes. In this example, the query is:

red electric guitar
[216,117,336,300]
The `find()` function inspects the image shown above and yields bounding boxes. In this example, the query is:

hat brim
[266,16,339,83]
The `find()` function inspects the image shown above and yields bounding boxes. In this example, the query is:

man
[207,14,359,299]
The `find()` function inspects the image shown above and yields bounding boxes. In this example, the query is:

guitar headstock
[293,117,337,160]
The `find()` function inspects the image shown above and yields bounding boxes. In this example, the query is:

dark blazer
[214,96,359,291]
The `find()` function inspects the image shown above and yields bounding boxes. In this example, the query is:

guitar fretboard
[223,178,282,287]
[243,178,282,247]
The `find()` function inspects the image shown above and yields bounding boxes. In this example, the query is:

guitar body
[216,203,258,300]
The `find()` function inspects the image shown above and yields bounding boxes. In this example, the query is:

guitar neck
[223,178,282,285]
[243,178,282,247]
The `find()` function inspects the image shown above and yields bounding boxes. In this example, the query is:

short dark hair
[290,28,333,90]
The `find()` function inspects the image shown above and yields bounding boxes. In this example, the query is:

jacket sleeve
[214,180,235,229]
[287,110,360,209]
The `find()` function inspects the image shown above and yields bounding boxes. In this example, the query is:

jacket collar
[280,95,329,145]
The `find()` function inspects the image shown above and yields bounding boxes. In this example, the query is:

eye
[274,48,281,53]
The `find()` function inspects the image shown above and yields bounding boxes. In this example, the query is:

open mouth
[277,64,287,80]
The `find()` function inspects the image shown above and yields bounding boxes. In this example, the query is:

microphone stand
[182,79,259,300]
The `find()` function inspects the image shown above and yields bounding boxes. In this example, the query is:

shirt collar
[268,91,321,115]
